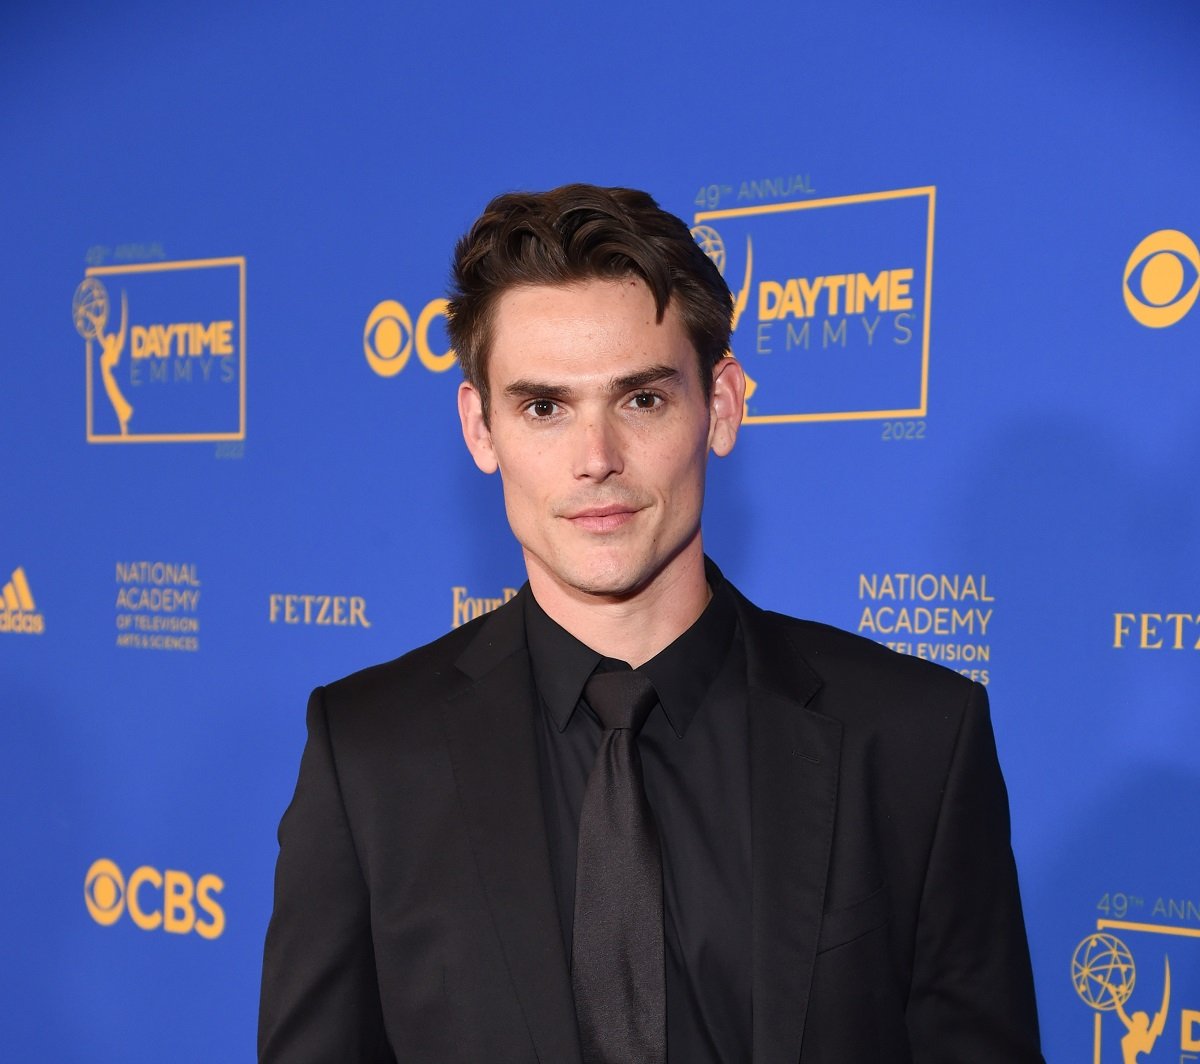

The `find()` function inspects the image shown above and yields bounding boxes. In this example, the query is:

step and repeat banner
[3,1,1198,1059]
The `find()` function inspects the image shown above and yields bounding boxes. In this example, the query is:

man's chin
[525,533,700,605]
[562,565,647,601]
[537,553,655,603]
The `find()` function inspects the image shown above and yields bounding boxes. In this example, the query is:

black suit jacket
[259,582,1043,1063]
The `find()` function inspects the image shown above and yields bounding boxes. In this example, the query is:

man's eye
[527,399,558,418]
[628,392,663,410]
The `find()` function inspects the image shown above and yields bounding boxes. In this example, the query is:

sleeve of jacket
[905,683,1044,1063]
[258,687,392,1063]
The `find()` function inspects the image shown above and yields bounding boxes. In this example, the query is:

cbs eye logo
[363,298,457,377]
[84,858,225,940]
[1124,229,1200,328]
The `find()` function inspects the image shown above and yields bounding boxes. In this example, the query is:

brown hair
[446,184,732,417]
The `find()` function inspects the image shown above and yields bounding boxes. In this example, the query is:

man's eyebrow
[502,365,681,402]
[503,379,576,402]
[608,365,682,392]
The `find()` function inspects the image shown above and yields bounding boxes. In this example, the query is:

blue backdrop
[4,1,1199,1059]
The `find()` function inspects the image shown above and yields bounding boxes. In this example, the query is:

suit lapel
[735,594,842,1064]
[442,593,582,1064]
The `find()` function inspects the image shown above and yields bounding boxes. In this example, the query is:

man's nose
[573,413,624,480]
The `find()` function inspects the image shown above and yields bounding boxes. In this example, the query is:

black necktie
[571,663,666,1064]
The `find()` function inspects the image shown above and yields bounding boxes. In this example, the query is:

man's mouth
[562,503,642,533]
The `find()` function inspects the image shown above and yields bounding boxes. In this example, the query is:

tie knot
[583,666,658,734]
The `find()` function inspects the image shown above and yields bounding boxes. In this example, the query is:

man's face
[458,277,743,605]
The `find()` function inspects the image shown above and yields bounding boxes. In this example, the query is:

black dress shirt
[524,564,752,1063]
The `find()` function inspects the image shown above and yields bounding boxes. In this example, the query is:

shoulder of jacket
[318,606,498,709]
[739,596,979,709]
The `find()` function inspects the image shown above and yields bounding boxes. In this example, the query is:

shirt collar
[523,558,737,738]
[523,590,602,732]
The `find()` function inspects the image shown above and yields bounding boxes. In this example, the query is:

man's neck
[525,546,711,668]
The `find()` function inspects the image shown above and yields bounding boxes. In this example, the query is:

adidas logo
[0,567,45,634]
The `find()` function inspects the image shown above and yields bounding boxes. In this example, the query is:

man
[260,185,1043,1062]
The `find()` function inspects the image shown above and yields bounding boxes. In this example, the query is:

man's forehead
[492,276,661,323]
[487,280,692,385]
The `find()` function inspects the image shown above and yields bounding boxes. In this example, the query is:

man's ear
[708,356,746,457]
[458,381,499,474]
